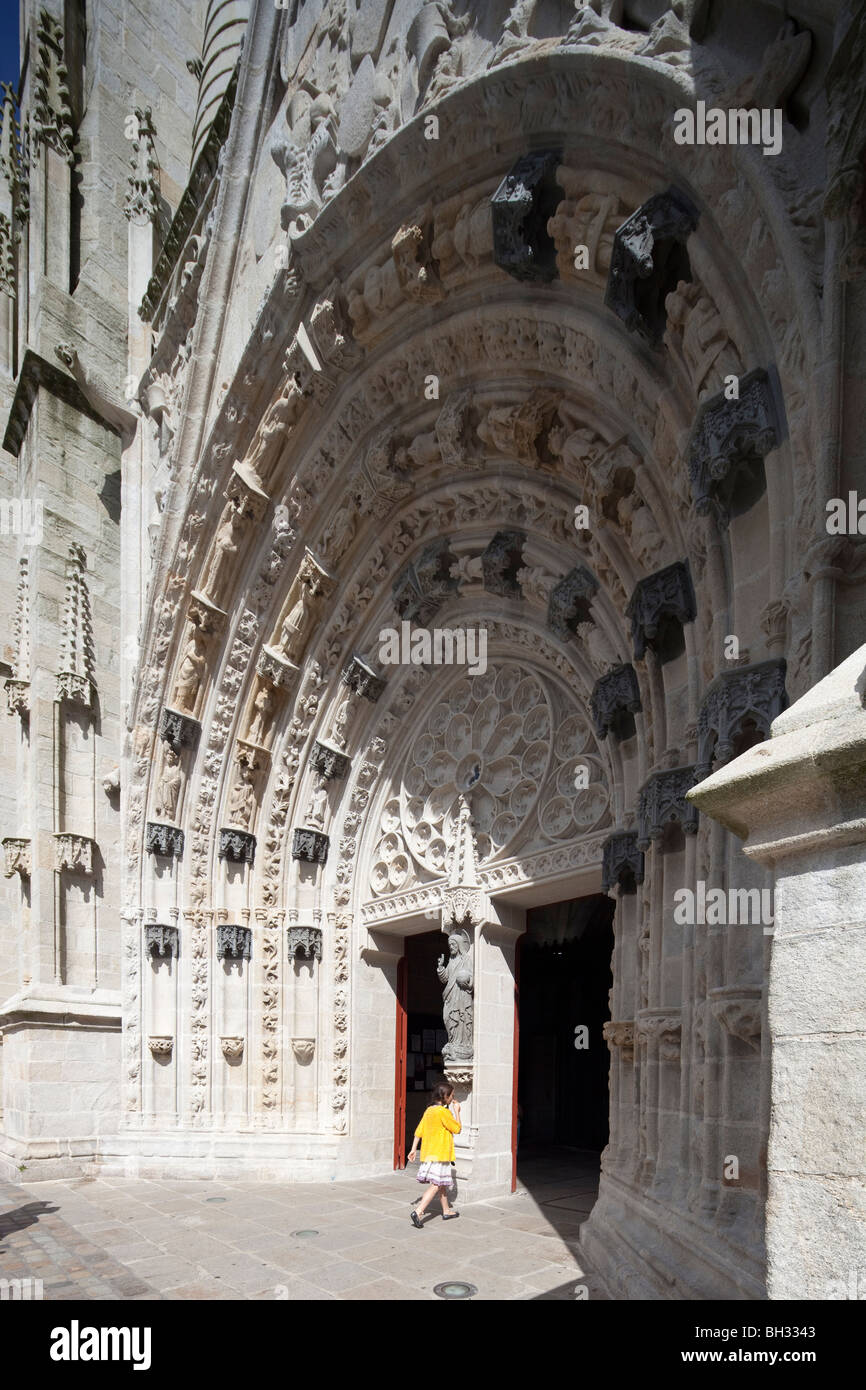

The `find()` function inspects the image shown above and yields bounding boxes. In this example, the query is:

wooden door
[393,954,408,1169]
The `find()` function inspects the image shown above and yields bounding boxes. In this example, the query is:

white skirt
[416,1159,454,1187]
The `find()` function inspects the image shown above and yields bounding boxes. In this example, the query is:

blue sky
[0,0,18,93]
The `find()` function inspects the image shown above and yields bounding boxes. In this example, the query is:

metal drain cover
[433,1281,477,1300]
[291,1229,319,1238]
[205,1197,227,1203]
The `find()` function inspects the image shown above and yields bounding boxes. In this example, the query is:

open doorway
[394,929,449,1169]
[516,894,614,1186]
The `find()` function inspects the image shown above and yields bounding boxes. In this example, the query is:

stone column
[688,644,866,1299]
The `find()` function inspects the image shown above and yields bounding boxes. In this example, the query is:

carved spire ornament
[32,9,75,162]
[56,544,95,708]
[124,107,160,224]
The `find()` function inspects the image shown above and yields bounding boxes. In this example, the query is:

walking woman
[408,1082,461,1227]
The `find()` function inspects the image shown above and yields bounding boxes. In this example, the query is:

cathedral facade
[1,0,864,1301]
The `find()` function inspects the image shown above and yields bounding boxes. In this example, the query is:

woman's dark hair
[431,1081,454,1105]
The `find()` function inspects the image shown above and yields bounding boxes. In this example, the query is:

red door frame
[511,933,523,1192]
[393,954,408,1169]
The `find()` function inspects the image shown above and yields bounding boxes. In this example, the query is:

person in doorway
[408,1082,461,1226]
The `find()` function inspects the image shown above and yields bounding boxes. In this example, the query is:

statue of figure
[437,928,474,1061]
[200,494,247,604]
[247,685,274,745]
[305,775,329,830]
[616,491,667,571]
[330,689,353,748]
[243,375,305,486]
[321,502,355,560]
[664,279,743,399]
[173,624,208,714]
[227,760,256,829]
[279,578,319,662]
[155,745,182,822]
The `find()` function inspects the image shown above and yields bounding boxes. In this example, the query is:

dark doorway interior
[518,894,614,1154]
[403,930,449,1156]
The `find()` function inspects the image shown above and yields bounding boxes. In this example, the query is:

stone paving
[0,1148,608,1301]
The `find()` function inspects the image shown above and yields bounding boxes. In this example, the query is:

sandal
[411,1211,424,1229]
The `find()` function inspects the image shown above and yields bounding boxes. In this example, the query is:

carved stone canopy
[216,924,252,960]
[292,828,329,864]
[491,149,563,283]
[54,832,95,874]
[288,926,323,961]
[55,671,95,709]
[145,924,178,957]
[626,560,697,662]
[547,565,599,641]
[637,766,699,849]
[341,654,385,702]
[590,663,643,740]
[481,529,526,597]
[311,740,350,781]
[601,831,644,895]
[159,705,200,753]
[393,537,459,625]
[146,822,184,859]
[441,795,487,928]
[605,186,699,344]
[3,837,31,879]
[218,828,256,864]
[689,368,782,521]
[696,659,788,778]
[256,643,299,690]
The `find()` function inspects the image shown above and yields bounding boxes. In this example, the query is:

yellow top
[414,1105,461,1163]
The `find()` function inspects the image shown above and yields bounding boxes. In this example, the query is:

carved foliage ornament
[603,1021,635,1062]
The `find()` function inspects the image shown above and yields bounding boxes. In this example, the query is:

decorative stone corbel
[292,828,329,864]
[216,924,252,960]
[144,924,178,957]
[637,767,699,848]
[2,837,30,878]
[148,1035,174,1058]
[601,831,644,894]
[709,987,762,1051]
[603,1021,636,1062]
[54,832,94,874]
